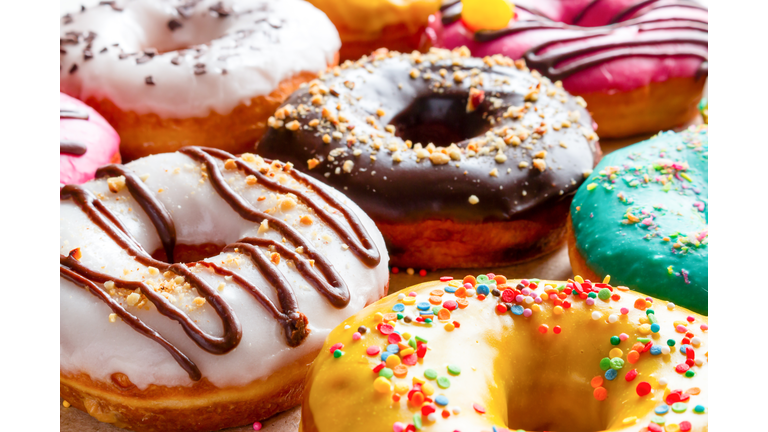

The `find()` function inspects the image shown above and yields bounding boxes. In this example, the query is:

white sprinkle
[658,377,669,387]
[452,407,461,414]
[667,302,675,310]
[468,195,479,205]
[591,311,602,320]
[466,289,476,297]
[608,314,619,323]
[691,336,701,347]
[661,345,671,355]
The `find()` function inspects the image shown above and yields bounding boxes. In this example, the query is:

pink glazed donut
[60,93,121,185]
[437,0,708,138]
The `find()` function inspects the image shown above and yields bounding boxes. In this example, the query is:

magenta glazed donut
[436,0,708,138]
[60,93,121,185]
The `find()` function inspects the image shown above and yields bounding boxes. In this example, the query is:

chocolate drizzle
[60,147,381,380]
[464,1,708,81]
[95,165,177,263]
[60,140,88,156]
[60,107,90,156]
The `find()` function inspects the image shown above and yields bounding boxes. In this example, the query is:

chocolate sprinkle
[69,64,78,74]
[194,63,206,75]
[168,18,183,31]
[145,75,155,85]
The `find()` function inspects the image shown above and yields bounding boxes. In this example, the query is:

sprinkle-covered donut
[568,125,708,314]
[60,0,340,161]
[303,274,708,432]
[60,93,121,185]
[436,0,708,138]
[59,148,388,431]
[305,0,442,62]
[257,48,600,269]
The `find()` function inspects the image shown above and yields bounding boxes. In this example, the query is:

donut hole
[389,94,492,147]
[150,243,226,264]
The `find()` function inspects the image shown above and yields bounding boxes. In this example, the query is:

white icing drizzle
[60,0,340,118]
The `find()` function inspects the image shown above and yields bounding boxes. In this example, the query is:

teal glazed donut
[568,125,708,314]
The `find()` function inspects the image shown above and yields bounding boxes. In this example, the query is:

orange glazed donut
[60,149,389,431]
[303,274,708,432]
[304,0,442,62]
[60,0,340,161]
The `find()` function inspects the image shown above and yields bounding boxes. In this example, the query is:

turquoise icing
[571,126,708,314]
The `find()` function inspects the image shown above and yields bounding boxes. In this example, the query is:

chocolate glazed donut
[256,48,600,269]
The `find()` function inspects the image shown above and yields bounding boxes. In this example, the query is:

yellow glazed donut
[305,0,441,61]
[303,274,708,432]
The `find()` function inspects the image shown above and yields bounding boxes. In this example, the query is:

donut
[436,0,708,138]
[303,274,708,432]
[60,92,121,185]
[256,48,600,269]
[60,0,340,161]
[304,0,442,62]
[567,125,708,315]
[59,148,389,431]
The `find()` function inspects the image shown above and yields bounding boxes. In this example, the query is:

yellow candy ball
[422,382,435,395]
[609,348,623,359]
[395,383,410,394]
[461,0,514,31]
[374,376,392,393]
[553,305,564,315]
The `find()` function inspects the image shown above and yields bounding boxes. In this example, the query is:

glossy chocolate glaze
[60,147,381,379]
[256,49,600,225]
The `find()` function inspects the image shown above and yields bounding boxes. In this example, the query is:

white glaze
[60,151,389,389]
[60,0,340,118]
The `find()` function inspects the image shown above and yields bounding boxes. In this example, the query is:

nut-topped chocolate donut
[257,48,600,269]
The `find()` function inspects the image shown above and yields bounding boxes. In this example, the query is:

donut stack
[59,1,709,431]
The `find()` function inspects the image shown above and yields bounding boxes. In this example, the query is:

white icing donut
[60,149,388,390]
[60,0,340,118]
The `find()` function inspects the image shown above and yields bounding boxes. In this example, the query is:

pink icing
[60,93,120,185]
[437,0,707,94]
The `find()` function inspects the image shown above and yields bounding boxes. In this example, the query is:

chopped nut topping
[193,297,206,306]
[342,160,354,173]
[307,158,320,169]
[270,252,281,265]
[300,215,313,225]
[280,197,297,211]
[108,313,117,323]
[258,219,269,234]
[429,152,450,165]
[245,175,257,185]
[286,120,301,131]
[533,158,547,172]
[107,176,126,193]
[126,292,141,306]
[224,159,237,170]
